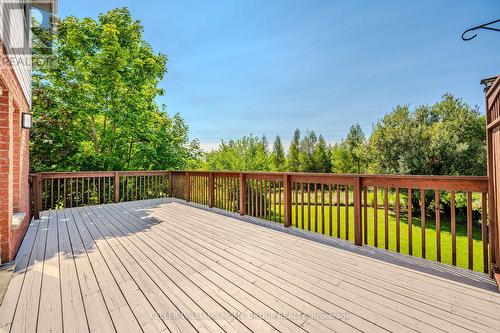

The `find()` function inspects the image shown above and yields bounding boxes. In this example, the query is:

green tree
[203,135,272,171]
[286,129,301,172]
[369,94,486,176]
[313,135,332,173]
[331,142,352,173]
[299,130,318,172]
[30,8,200,172]
[272,135,286,171]
[331,124,368,173]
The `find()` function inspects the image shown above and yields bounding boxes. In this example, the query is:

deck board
[1,198,500,333]
[152,202,498,331]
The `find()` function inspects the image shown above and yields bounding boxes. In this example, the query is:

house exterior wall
[0,0,33,263]
[0,0,31,106]
[0,40,30,263]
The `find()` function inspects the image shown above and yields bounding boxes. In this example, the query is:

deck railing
[29,171,494,274]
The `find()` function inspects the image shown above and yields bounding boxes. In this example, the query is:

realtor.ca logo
[1,0,56,68]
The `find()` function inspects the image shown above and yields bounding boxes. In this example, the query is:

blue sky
[58,0,500,150]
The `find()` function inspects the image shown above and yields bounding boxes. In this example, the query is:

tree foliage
[272,135,286,171]
[370,94,486,176]
[286,129,301,172]
[201,95,485,177]
[299,130,318,172]
[203,135,270,171]
[31,8,200,172]
[331,124,368,173]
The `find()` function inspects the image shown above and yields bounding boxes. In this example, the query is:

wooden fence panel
[485,75,500,282]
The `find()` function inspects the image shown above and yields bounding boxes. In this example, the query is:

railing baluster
[385,187,390,250]
[252,179,256,216]
[301,183,305,229]
[321,183,325,234]
[69,178,73,208]
[293,183,299,228]
[307,183,311,230]
[267,180,271,220]
[408,187,412,255]
[329,184,333,237]
[82,177,85,206]
[284,175,291,227]
[451,191,456,266]
[482,192,489,273]
[63,178,66,208]
[75,178,79,207]
[261,179,265,218]
[223,177,226,209]
[314,183,318,232]
[102,177,106,203]
[436,190,441,262]
[33,174,41,219]
[146,176,150,197]
[374,187,379,248]
[43,179,47,211]
[396,187,400,252]
[239,174,245,216]
[278,181,283,223]
[345,185,349,240]
[336,184,341,238]
[467,192,473,270]
[363,186,368,244]
[354,177,362,246]
[421,189,426,259]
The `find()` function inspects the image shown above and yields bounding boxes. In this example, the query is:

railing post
[353,177,363,246]
[239,173,246,216]
[33,174,41,220]
[114,171,120,203]
[185,172,191,202]
[284,173,292,227]
[208,172,214,208]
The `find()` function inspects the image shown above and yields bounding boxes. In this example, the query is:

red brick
[0,39,30,263]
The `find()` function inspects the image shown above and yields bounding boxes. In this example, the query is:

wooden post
[114,171,120,203]
[33,174,41,220]
[168,171,173,197]
[284,173,292,227]
[353,177,363,246]
[239,173,246,216]
[185,172,191,202]
[208,172,214,208]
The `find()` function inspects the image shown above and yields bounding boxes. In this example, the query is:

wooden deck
[1,199,500,333]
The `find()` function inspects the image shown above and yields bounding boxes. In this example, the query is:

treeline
[203,94,486,176]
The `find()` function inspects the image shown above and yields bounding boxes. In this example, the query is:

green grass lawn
[261,200,487,273]
[208,187,488,273]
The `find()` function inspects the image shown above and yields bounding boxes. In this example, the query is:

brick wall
[0,39,31,263]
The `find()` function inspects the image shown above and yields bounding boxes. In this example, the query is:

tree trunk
[89,115,99,154]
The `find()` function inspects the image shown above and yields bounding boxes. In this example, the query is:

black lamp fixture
[21,112,32,129]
